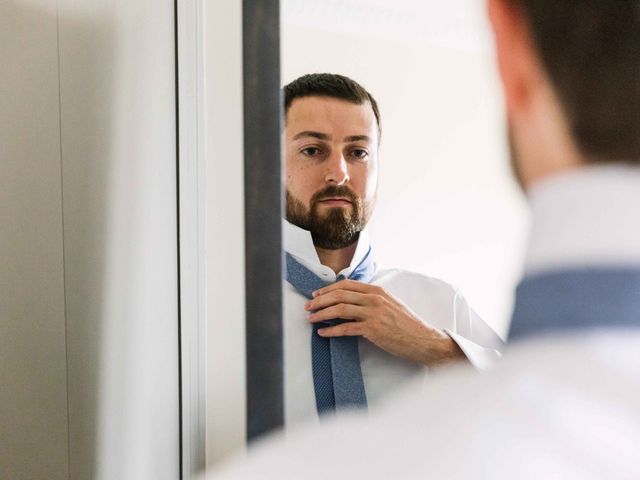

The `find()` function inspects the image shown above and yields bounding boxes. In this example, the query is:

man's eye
[350,149,368,159]
[301,147,321,156]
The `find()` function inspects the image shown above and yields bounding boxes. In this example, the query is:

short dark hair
[513,0,640,163]
[283,73,382,138]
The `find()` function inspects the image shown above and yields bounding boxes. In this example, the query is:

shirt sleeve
[444,290,504,371]
[371,268,504,372]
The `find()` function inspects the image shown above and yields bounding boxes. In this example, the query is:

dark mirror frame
[243,0,284,441]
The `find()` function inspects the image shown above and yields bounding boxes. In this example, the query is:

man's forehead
[285,96,377,138]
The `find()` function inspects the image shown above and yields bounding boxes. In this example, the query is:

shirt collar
[283,220,372,282]
[524,164,640,275]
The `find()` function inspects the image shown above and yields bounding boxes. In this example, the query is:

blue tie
[285,247,375,415]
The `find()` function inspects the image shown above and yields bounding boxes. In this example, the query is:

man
[282,73,502,425]
[209,0,640,477]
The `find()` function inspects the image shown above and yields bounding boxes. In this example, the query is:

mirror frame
[242,0,284,442]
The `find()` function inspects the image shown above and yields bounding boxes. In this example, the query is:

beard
[286,185,373,249]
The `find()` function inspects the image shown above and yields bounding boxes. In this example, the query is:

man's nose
[324,152,350,185]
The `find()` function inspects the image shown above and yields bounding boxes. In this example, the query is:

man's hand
[305,279,466,367]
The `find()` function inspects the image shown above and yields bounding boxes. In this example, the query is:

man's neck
[315,242,358,274]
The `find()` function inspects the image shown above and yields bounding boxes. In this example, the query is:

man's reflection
[282,73,503,425]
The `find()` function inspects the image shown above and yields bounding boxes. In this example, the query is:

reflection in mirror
[280,0,527,427]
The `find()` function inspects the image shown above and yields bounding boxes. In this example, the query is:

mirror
[201,0,529,466]
[279,0,527,427]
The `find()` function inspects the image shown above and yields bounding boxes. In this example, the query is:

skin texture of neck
[315,242,358,275]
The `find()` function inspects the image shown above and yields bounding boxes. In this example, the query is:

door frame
[176,0,283,476]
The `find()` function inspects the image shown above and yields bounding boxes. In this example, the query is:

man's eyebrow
[292,131,331,141]
[344,135,371,143]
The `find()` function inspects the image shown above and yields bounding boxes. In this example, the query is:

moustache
[310,186,359,206]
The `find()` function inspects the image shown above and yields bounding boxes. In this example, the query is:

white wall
[282,0,529,337]
[1,1,180,478]
[58,1,180,478]
[1,2,69,478]
[203,0,247,467]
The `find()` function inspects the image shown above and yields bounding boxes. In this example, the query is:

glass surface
[281,0,527,340]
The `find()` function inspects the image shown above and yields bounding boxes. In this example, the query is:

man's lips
[318,197,352,206]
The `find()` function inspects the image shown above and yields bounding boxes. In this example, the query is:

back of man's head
[283,73,382,138]
[513,0,640,163]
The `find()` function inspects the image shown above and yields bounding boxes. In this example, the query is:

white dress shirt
[524,164,640,275]
[207,166,640,479]
[283,220,502,426]
[210,331,640,480]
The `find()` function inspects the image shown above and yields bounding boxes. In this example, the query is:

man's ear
[488,0,541,119]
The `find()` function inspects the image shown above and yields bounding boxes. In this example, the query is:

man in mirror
[282,73,503,425]
[211,0,640,477]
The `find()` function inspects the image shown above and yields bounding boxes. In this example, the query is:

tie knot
[337,274,346,281]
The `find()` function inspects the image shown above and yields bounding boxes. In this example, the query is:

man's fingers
[305,289,369,311]
[317,322,363,337]
[308,304,365,323]
[313,279,382,298]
